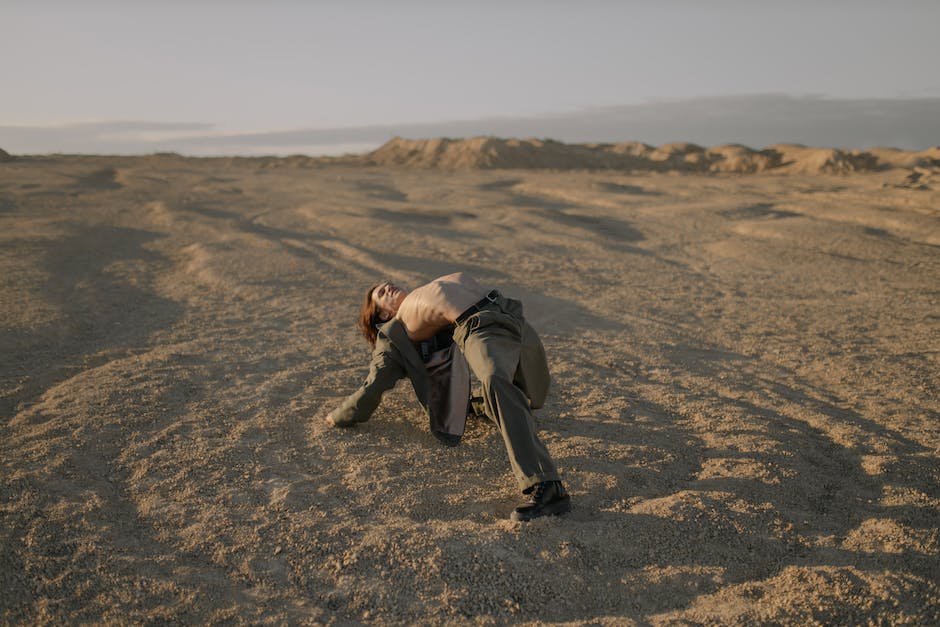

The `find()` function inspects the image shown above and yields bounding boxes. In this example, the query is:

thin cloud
[3,95,938,156]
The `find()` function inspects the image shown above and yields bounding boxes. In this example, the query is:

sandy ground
[1,153,938,624]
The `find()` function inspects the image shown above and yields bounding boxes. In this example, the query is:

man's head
[357,281,407,346]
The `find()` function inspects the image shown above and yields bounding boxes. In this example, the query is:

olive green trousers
[453,295,560,492]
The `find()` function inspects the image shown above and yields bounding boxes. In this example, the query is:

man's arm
[327,349,406,427]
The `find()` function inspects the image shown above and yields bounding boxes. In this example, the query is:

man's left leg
[456,309,570,520]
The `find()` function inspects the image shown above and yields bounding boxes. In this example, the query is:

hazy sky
[3,1,939,153]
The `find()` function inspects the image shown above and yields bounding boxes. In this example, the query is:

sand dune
[355,137,940,179]
[1,147,939,624]
[5,138,940,179]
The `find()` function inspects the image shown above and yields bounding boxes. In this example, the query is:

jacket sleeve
[331,349,406,426]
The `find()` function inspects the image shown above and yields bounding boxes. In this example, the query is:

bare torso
[395,272,488,341]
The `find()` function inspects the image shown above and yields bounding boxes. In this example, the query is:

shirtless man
[327,272,571,522]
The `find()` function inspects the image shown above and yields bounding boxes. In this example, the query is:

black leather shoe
[433,431,461,447]
[511,481,571,521]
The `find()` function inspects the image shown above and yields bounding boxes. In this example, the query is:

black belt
[455,289,500,324]
[418,325,455,363]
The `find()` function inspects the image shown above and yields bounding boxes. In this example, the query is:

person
[327,288,474,447]
[326,272,571,521]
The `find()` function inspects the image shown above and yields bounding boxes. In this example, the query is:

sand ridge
[1,150,939,624]
[353,137,940,180]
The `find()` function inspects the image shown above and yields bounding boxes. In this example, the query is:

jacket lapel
[378,319,425,375]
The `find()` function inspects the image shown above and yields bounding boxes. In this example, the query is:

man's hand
[324,411,337,427]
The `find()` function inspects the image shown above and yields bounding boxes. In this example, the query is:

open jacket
[331,319,471,442]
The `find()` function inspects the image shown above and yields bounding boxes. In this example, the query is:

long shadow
[508,192,576,212]
[864,225,940,250]
[181,198,483,264]
[176,200,332,261]
[170,206,489,288]
[354,180,408,202]
[651,337,939,566]
[477,178,524,192]
[0,224,184,420]
[369,207,476,225]
[534,208,646,243]
[422,325,937,619]
[73,167,123,191]
[501,188,649,252]
[595,181,663,196]
[510,287,624,333]
[1,350,307,622]
[761,377,929,455]
[176,200,243,223]
[719,202,800,220]
[659,339,933,459]
[662,343,907,469]
[534,381,934,619]
[286,356,930,622]
[690,394,882,531]
[345,245,510,286]
[156,296,936,623]
[366,207,486,246]
[182,339,939,624]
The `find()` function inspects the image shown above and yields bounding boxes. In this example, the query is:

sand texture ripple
[1,153,939,624]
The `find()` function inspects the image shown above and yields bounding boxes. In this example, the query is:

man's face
[372,281,406,320]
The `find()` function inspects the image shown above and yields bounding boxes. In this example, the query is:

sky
[3,1,939,155]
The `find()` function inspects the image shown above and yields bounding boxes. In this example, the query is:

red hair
[357,283,384,347]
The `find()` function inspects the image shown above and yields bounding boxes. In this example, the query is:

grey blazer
[331,319,471,443]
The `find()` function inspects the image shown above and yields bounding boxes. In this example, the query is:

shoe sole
[510,496,571,522]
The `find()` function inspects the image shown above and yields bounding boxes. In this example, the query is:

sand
[1,143,939,624]
[357,137,940,176]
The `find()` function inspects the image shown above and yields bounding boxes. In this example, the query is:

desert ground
[1,140,938,624]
